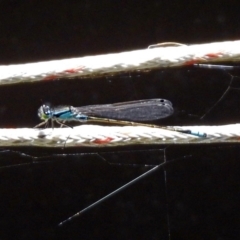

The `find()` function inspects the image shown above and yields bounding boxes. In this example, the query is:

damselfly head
[38,105,52,120]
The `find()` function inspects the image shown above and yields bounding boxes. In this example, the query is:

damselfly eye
[43,105,51,115]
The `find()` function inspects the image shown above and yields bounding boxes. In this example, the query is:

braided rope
[1,40,240,86]
[0,124,239,147]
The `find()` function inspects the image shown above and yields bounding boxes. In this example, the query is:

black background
[0,0,240,239]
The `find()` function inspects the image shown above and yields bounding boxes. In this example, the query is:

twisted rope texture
[0,124,239,147]
[1,40,240,85]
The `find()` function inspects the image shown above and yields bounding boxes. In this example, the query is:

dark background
[0,0,240,239]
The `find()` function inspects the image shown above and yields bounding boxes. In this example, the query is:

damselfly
[37,99,173,125]
[37,99,206,137]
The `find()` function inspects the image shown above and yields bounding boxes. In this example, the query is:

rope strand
[1,40,240,85]
[0,124,239,147]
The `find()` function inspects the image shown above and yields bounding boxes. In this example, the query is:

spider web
[0,66,240,239]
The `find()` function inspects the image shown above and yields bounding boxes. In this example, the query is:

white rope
[0,124,239,147]
[1,40,240,86]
